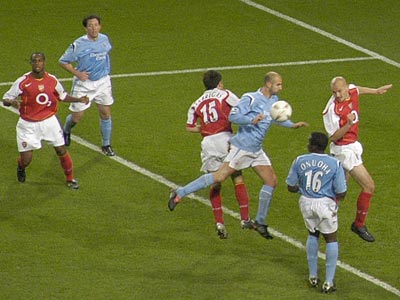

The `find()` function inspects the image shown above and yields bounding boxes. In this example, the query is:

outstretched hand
[292,121,309,128]
[376,84,392,95]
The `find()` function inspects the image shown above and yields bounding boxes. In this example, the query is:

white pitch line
[1,56,399,296]
[239,0,400,69]
[73,135,400,298]
[94,57,376,80]
[237,1,399,296]
[1,55,398,296]
[1,56,398,297]
[0,0,397,294]
[0,56,376,87]
[2,101,397,296]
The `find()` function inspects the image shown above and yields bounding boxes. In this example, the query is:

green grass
[0,1,399,299]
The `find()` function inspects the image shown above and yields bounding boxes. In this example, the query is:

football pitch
[1,1,399,299]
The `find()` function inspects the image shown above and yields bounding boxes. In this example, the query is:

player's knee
[323,232,337,243]
[211,183,222,192]
[309,230,320,238]
[266,177,278,188]
[72,112,84,123]
[213,172,227,183]
[272,179,278,188]
[231,171,243,183]
[369,180,375,193]
[213,174,223,183]
[99,107,111,119]
[363,180,375,194]
[55,146,67,156]
[100,113,111,120]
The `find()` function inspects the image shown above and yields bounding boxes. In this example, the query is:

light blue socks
[325,242,338,284]
[176,173,215,198]
[64,114,76,133]
[306,235,319,278]
[256,185,274,225]
[100,118,112,146]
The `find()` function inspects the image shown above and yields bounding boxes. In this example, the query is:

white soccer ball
[270,100,292,122]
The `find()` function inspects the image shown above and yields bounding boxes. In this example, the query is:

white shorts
[200,132,232,172]
[330,141,363,171]
[299,196,338,234]
[16,115,65,152]
[224,145,271,170]
[69,75,114,112]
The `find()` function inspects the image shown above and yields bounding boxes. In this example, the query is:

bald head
[330,76,350,101]
[261,71,283,97]
[330,76,347,89]
[264,71,281,85]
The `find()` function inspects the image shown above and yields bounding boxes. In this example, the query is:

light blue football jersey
[286,153,347,199]
[59,33,112,81]
[229,89,293,152]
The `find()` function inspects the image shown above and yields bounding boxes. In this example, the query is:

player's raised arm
[292,121,309,128]
[358,84,392,95]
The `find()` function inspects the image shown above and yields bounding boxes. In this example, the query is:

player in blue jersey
[286,132,347,294]
[59,15,115,156]
[168,72,308,239]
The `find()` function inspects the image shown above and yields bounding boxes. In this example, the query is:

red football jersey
[332,87,360,145]
[4,72,68,122]
[186,88,239,137]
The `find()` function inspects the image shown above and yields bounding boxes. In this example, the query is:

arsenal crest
[38,84,45,92]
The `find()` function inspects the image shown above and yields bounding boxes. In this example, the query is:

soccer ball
[270,100,292,122]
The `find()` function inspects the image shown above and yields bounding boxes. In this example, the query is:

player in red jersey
[322,76,392,242]
[2,52,89,189]
[183,70,252,239]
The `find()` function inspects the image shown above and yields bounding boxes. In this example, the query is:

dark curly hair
[82,15,101,27]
